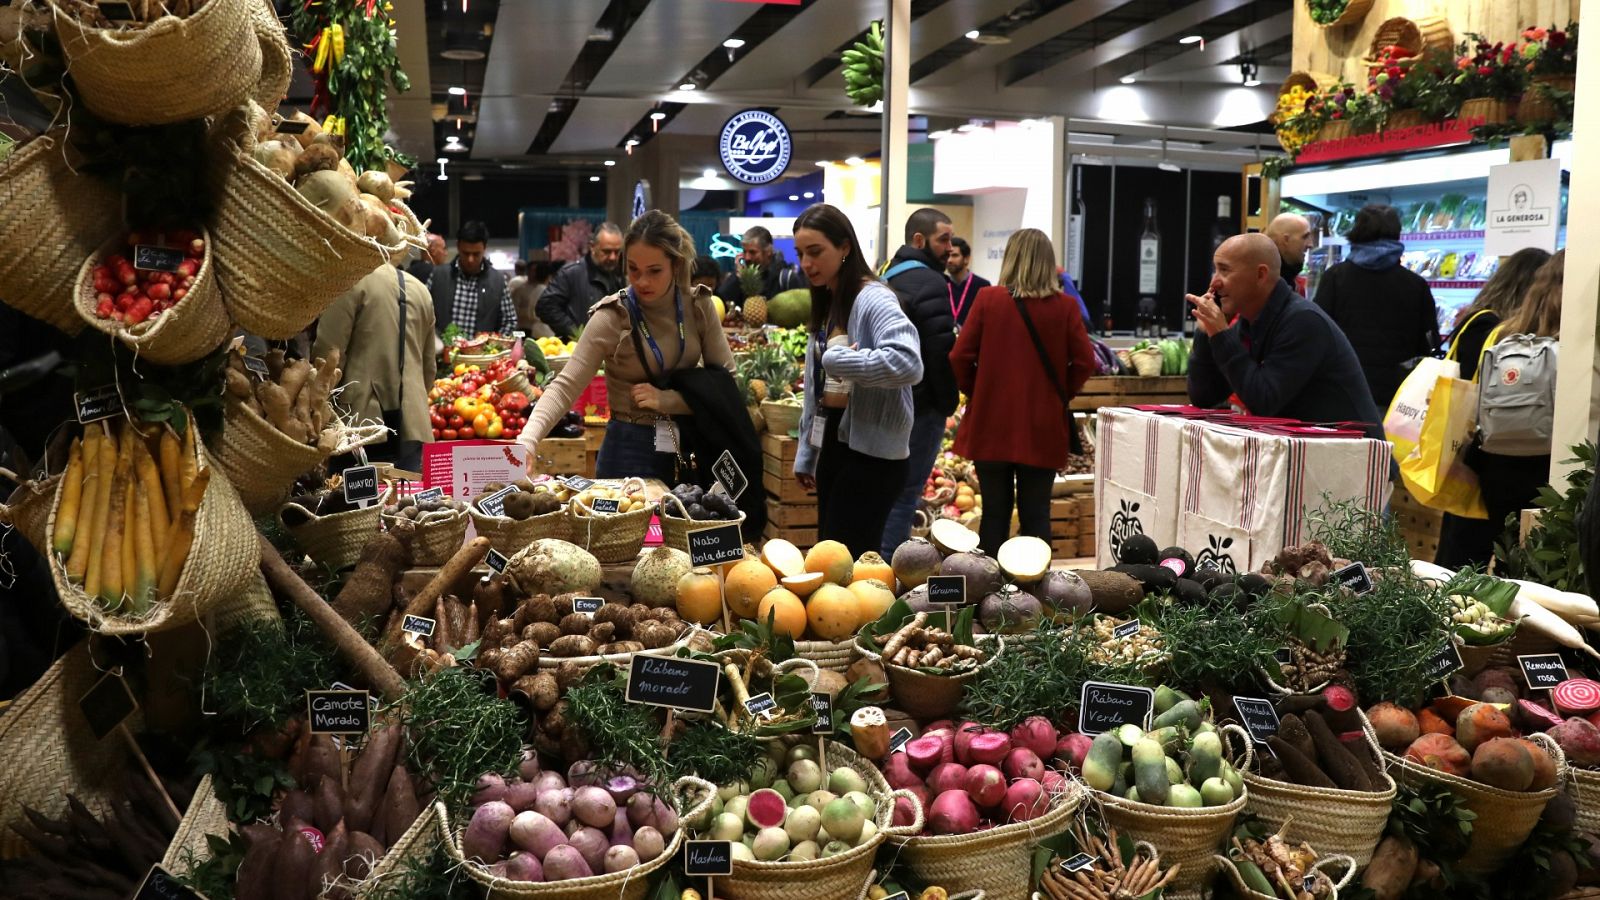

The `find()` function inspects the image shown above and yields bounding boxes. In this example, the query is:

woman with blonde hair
[949,228,1095,556]
[520,209,733,479]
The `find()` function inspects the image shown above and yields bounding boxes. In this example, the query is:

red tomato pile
[89,232,204,326]
[427,363,538,441]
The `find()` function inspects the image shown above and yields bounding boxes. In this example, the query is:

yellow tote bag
[1397,315,1496,518]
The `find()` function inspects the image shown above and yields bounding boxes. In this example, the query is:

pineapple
[739,264,768,328]
[749,379,770,403]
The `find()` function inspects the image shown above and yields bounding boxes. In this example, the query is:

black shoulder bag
[1013,295,1085,456]
[378,267,407,458]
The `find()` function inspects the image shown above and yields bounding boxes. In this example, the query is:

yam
[345,724,399,834]
[587,621,616,644]
[332,533,410,627]
[1361,835,1419,900]
[1073,569,1143,613]
[549,634,599,657]
[559,612,592,636]
[1277,713,1319,765]
[524,621,561,647]
[1266,736,1336,789]
[1304,709,1374,791]
[382,764,422,847]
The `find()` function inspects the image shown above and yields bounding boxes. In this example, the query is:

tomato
[458,426,475,439]
[432,428,442,440]
[486,420,504,439]
[449,414,465,430]
[499,390,529,412]
[454,363,468,376]
[472,412,491,433]
[441,428,458,440]
[454,396,482,419]
[430,412,446,429]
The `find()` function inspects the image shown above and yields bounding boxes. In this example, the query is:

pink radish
[967,732,1013,766]
[1010,716,1059,759]
[926,762,969,795]
[1003,778,1048,823]
[906,736,946,776]
[746,789,789,829]
[1054,733,1094,773]
[964,764,1006,808]
[953,722,988,765]
[1003,748,1045,782]
[883,753,925,791]
[927,790,981,835]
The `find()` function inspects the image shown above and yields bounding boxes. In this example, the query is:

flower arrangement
[1452,34,1528,101]
[1520,23,1578,77]
[1272,83,1320,154]
[1380,46,1462,121]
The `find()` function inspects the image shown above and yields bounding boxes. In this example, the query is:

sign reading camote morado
[1078,681,1154,736]
[718,109,792,185]
[306,689,371,735]
[625,655,721,713]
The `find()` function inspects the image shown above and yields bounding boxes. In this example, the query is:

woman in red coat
[949,228,1096,556]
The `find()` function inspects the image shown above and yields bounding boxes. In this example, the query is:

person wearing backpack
[1467,249,1568,544]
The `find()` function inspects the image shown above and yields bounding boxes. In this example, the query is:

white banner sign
[1484,157,1562,256]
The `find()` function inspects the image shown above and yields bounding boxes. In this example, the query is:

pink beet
[1054,733,1094,773]
[967,731,1013,766]
[1010,716,1058,760]
[924,719,956,737]
[964,764,1006,808]
[1041,768,1068,795]
[883,752,926,791]
[1003,747,1045,782]
[905,736,946,776]
[953,722,988,765]
[927,762,969,795]
[1003,778,1048,823]
[892,793,922,828]
[927,789,981,835]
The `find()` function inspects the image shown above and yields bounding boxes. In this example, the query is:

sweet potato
[301,734,342,792]
[279,789,315,828]
[382,764,421,847]
[311,820,347,899]
[345,725,399,834]
[274,827,317,900]
[1361,835,1418,900]
[313,775,344,832]
[233,827,281,900]
[344,831,384,880]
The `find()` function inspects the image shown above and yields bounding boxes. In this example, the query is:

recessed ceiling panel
[589,0,764,94]
[474,0,606,158]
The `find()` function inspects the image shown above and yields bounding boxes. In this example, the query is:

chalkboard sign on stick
[688,522,744,568]
[1518,654,1570,691]
[926,575,966,606]
[306,689,372,735]
[1233,696,1281,745]
[684,841,733,876]
[133,864,207,900]
[625,655,721,713]
[1078,681,1154,736]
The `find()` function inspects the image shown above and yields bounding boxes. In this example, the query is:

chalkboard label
[560,476,595,492]
[485,549,509,574]
[1233,696,1281,746]
[1112,620,1141,640]
[1078,681,1155,737]
[810,692,834,734]
[713,450,748,501]
[1274,647,1293,665]
[882,893,910,900]
[688,522,744,568]
[1331,562,1373,595]
[1424,641,1464,682]
[590,497,621,514]
[273,115,311,135]
[306,689,372,735]
[625,655,721,713]
[744,692,777,717]
[414,487,445,503]
[889,726,913,754]
[133,864,208,900]
[75,384,123,424]
[1304,875,1317,894]
[96,1,138,23]
[133,244,185,273]
[243,355,270,378]
[574,596,603,615]
[478,485,518,517]
[926,575,966,606]
[684,840,734,876]
[1518,653,1570,691]
[80,670,138,741]
[1061,852,1097,873]
[402,615,436,637]
[342,465,380,508]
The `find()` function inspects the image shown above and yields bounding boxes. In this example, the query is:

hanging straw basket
[1384,108,1429,131]
[853,631,1003,721]
[1567,767,1600,834]
[1238,724,1395,867]
[279,484,393,572]
[442,776,715,900]
[469,503,571,557]
[209,571,282,635]
[568,479,652,564]
[1460,97,1514,127]
[212,396,388,517]
[712,744,924,900]
[1310,0,1373,29]
[1274,71,1338,125]
[1372,714,1564,874]
[657,492,747,556]
[249,0,291,110]
[0,131,119,334]
[1093,724,1252,891]
[1519,74,1577,126]
[383,507,470,567]
[206,103,421,339]
[1366,16,1453,60]
[1315,120,1355,142]
[48,427,259,637]
[0,642,136,859]
[51,0,259,125]
[0,468,61,556]
[891,782,1083,900]
[73,228,231,366]
[1216,852,1356,898]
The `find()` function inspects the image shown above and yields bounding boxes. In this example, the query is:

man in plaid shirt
[428,220,517,335]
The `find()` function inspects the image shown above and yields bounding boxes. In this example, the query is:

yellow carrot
[99,447,129,609]
[131,481,156,613]
[132,437,169,564]
[120,479,136,604]
[178,416,197,490]
[67,429,102,580]
[158,427,181,517]
[53,437,85,557]
[156,468,209,598]
[83,423,119,596]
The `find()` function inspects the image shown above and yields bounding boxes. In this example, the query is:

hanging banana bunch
[843,19,885,107]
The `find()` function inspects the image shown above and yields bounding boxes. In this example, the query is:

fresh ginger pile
[224,349,343,448]
[873,611,985,671]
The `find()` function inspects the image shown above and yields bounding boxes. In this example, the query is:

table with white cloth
[1093,406,1394,573]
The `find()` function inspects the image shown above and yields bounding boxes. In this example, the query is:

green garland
[290,1,413,172]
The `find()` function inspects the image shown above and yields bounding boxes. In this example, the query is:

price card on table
[341,465,381,508]
[273,113,311,134]
[1112,620,1141,639]
[685,841,734,876]
[810,692,834,734]
[133,245,184,273]
[926,575,966,606]
[1233,696,1281,746]
[485,549,510,574]
[243,355,270,379]
[1518,653,1570,691]
[75,384,124,424]
[1061,853,1097,873]
[743,692,777,718]
[133,864,208,900]
[560,476,595,492]
[573,597,604,615]
[306,689,371,735]
[625,655,721,713]
[1078,681,1154,736]
[590,497,621,513]
[401,615,436,637]
[688,522,744,568]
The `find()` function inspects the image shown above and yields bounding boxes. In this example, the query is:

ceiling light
[1179,34,1202,44]
[436,157,448,165]
[626,139,640,147]
[845,156,864,165]
[445,136,463,146]
[803,191,815,198]
[1158,162,1181,172]
[650,111,667,121]
[437,173,448,181]
[1120,74,1136,84]
[965,30,980,40]
[1239,56,1260,87]
[788,195,799,201]
[587,27,614,42]
[928,129,952,139]
[723,37,745,49]
[590,175,601,182]
[703,168,717,179]
[1244,78,1262,87]
[958,122,980,132]
[447,86,466,96]
[444,144,467,153]
[604,159,616,167]
[677,82,697,91]
[816,161,831,167]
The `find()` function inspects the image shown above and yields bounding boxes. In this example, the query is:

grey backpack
[1476,332,1559,456]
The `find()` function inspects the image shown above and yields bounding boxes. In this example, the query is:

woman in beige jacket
[519,210,732,479]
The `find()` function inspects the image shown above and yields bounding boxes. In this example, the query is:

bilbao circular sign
[718,109,791,185]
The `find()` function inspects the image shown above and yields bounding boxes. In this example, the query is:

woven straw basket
[212,396,329,516]
[52,0,260,125]
[713,744,923,900]
[207,103,418,339]
[569,487,652,565]
[279,484,392,572]
[0,469,60,555]
[1460,97,1514,127]
[48,428,259,636]
[1374,720,1564,874]
[0,131,118,333]
[657,492,747,558]
[1312,0,1372,28]
[74,229,232,366]
[443,776,715,900]
[470,504,571,556]
[1568,768,1600,834]
[534,625,701,677]
[794,638,856,673]
[1316,120,1355,142]
[1093,724,1252,891]
[249,0,291,109]
[891,782,1082,900]
[1520,74,1577,126]
[209,571,282,635]
[1366,15,1453,60]
[1239,723,1395,867]
[760,400,803,436]
[383,508,469,566]
[854,632,1003,720]
[0,642,136,859]
[1216,852,1356,899]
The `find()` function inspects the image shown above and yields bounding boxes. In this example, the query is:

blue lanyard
[627,287,684,378]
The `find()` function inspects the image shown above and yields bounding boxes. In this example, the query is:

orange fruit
[847,579,896,626]
[807,583,860,641]
[756,587,807,639]
[805,540,854,585]
[676,567,724,626]
[724,559,778,620]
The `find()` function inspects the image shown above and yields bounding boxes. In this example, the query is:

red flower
[1550,31,1568,47]
[1478,65,1494,76]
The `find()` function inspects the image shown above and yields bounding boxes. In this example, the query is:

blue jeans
[881,408,947,558]
[595,420,676,482]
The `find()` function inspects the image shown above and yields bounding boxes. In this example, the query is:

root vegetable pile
[224,348,344,447]
[473,480,563,520]
[1228,822,1335,900]
[1274,639,1346,692]
[89,231,203,326]
[1039,824,1180,900]
[475,595,689,683]
[55,417,208,614]
[250,121,414,245]
[1085,616,1168,668]
[873,611,985,671]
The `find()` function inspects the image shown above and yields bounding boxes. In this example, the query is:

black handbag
[377,266,407,459]
[1013,294,1086,456]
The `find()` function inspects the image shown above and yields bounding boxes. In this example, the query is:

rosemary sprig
[565,665,670,782]
[665,720,764,786]
[964,621,1092,731]
[1305,494,1409,570]
[401,667,527,808]
[1325,571,1454,708]
[199,609,348,735]
[1144,598,1282,695]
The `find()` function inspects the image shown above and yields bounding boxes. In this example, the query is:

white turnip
[633,825,665,861]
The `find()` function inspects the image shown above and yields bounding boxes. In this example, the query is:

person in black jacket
[1313,205,1438,412]
[1186,234,1381,436]
[537,223,625,340]
[715,225,804,311]
[428,221,517,335]
[880,207,955,558]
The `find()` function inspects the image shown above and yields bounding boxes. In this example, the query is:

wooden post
[1550,23,1600,485]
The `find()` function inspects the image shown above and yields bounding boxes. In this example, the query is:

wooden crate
[763,468,817,505]
[1053,474,1095,494]
[537,437,588,475]
[1052,537,1079,558]
[1079,532,1097,557]
[762,432,799,465]
[1070,375,1188,412]
[763,523,818,549]
[766,496,819,529]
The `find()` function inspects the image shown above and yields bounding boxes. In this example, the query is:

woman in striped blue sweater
[792,204,924,555]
